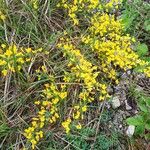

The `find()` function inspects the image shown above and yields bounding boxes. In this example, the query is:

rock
[119,124,122,128]
[135,110,138,114]
[105,102,111,109]
[112,96,121,109]
[125,112,131,117]
[126,125,135,137]
[121,72,127,79]
[125,100,132,110]
[127,70,131,75]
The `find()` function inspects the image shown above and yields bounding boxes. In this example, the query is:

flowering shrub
[58,39,109,131]
[57,0,150,133]
[0,44,42,76]
[23,0,150,149]
[57,0,122,25]
[24,76,67,149]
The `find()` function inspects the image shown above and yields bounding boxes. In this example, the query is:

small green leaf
[145,98,150,106]
[145,123,150,130]
[144,20,150,31]
[137,43,148,56]
[145,25,150,31]
[0,123,11,138]
[143,57,150,62]
[138,102,149,113]
[135,125,145,135]
[145,119,150,130]
[145,133,150,140]
[126,115,144,126]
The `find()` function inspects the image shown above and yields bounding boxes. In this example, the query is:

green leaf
[145,119,150,130]
[137,43,148,56]
[145,123,150,130]
[135,125,145,135]
[145,98,150,107]
[145,133,150,140]
[143,57,150,62]
[145,25,150,31]
[144,20,150,31]
[0,123,11,138]
[126,115,144,126]
[138,102,149,113]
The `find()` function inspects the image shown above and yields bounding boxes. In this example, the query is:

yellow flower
[17,58,24,64]
[34,101,40,105]
[73,111,80,119]
[1,44,6,48]
[32,117,39,121]
[31,139,37,149]
[81,105,87,112]
[2,69,7,76]
[49,119,53,123]
[35,135,40,141]
[33,2,38,9]
[99,95,105,101]
[40,122,44,128]
[59,92,67,99]
[38,109,46,115]
[31,121,37,127]
[54,113,59,118]
[39,131,43,138]
[52,98,59,104]
[76,123,82,129]
[26,48,32,53]
[62,118,71,133]
[0,14,6,21]
[0,60,6,66]
[42,100,50,106]
[5,50,12,57]
[41,65,47,73]
[52,116,56,122]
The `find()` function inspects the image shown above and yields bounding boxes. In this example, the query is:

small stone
[125,100,132,110]
[111,96,121,109]
[121,73,127,79]
[127,70,131,75]
[126,125,135,137]
[108,124,112,128]
[125,112,131,117]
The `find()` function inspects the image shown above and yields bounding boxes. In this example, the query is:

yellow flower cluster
[82,13,149,82]
[24,0,150,148]
[24,78,67,149]
[57,38,110,132]
[57,0,80,25]
[56,0,150,134]
[104,0,122,11]
[144,66,150,78]
[0,44,43,76]
[56,1,150,135]
[0,11,6,21]
[62,118,72,133]
[0,44,29,76]
[58,40,99,91]
[58,0,122,25]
